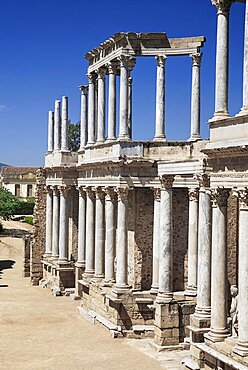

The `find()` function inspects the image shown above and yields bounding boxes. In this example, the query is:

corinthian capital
[211,187,229,207]
[116,187,129,202]
[155,55,166,68]
[188,188,199,202]
[160,175,174,189]
[191,53,202,67]
[193,173,210,188]
[79,85,88,95]
[233,188,248,208]
[211,0,235,13]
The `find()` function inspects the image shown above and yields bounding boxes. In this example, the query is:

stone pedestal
[154,301,179,346]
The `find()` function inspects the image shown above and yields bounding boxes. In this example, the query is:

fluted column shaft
[157,176,174,302]
[47,111,54,153]
[52,187,60,258]
[84,188,95,278]
[54,100,61,151]
[58,186,69,262]
[77,187,86,265]
[233,189,248,356]
[115,188,129,288]
[154,56,166,141]
[208,188,229,341]
[189,53,202,140]
[45,186,53,256]
[97,68,106,143]
[151,188,161,293]
[61,96,69,151]
[94,188,105,280]
[79,86,88,151]
[104,188,116,283]
[87,74,96,145]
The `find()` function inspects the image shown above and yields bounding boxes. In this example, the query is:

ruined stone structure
[0,166,37,199]
[32,0,248,368]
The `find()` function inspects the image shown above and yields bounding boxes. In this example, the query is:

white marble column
[186,188,199,295]
[115,187,129,289]
[87,74,96,145]
[76,187,86,266]
[61,96,69,152]
[84,187,95,278]
[44,186,53,257]
[240,0,248,114]
[207,188,229,342]
[154,55,166,141]
[212,0,234,119]
[151,188,161,294]
[52,186,60,259]
[54,100,61,151]
[233,189,248,356]
[128,77,133,140]
[58,186,69,263]
[107,63,117,141]
[47,111,54,153]
[104,187,116,283]
[119,56,130,140]
[189,53,202,141]
[156,176,174,302]
[93,188,105,280]
[79,85,88,151]
[97,68,106,143]
[194,175,211,319]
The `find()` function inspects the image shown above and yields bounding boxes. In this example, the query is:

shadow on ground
[0,260,15,285]
[0,229,31,238]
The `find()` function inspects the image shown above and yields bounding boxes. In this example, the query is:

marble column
[154,55,166,141]
[79,85,88,151]
[52,186,60,259]
[128,77,133,139]
[97,68,107,143]
[151,188,161,294]
[119,56,132,140]
[211,0,234,119]
[186,188,199,294]
[240,0,248,114]
[104,187,116,283]
[107,62,117,141]
[61,96,69,152]
[233,189,248,356]
[44,186,53,257]
[47,111,54,153]
[156,175,174,302]
[115,187,129,289]
[189,53,202,141]
[207,188,229,342]
[76,187,86,266]
[87,73,96,145]
[84,187,95,278]
[194,175,211,319]
[58,186,69,263]
[93,187,105,280]
[54,100,61,151]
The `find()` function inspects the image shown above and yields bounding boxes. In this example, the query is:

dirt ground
[0,221,164,370]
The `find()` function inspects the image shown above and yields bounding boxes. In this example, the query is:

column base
[210,111,229,121]
[118,135,131,141]
[205,328,230,343]
[106,137,116,143]
[92,274,104,283]
[187,135,201,142]
[185,287,197,297]
[189,311,211,343]
[57,259,69,265]
[156,292,174,303]
[153,135,166,142]
[102,278,115,287]
[236,107,248,117]
[85,142,95,147]
[83,270,95,280]
[50,255,59,261]
[78,147,85,154]
[233,340,248,357]
[96,139,105,144]
[150,285,159,295]
[112,284,131,295]
[43,252,52,258]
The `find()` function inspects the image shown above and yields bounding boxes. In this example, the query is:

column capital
[107,61,118,75]
[45,185,53,195]
[79,85,88,95]
[155,55,167,68]
[58,185,70,197]
[153,188,161,200]
[118,55,136,69]
[87,73,97,84]
[77,186,86,197]
[160,175,174,189]
[211,0,235,13]
[193,173,210,189]
[188,187,199,202]
[191,53,202,67]
[233,188,248,208]
[116,187,129,202]
[94,187,105,200]
[84,186,95,200]
[52,186,59,196]
[104,187,116,201]
[128,76,133,86]
[211,187,229,207]
[96,67,107,79]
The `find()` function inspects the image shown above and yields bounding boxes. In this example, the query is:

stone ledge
[78,279,90,288]
[132,325,154,333]
[77,306,122,333]
[105,294,122,304]
[135,298,154,304]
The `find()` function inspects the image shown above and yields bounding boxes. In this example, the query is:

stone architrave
[79,85,88,151]
[61,96,69,152]
[52,186,60,259]
[156,175,174,303]
[186,187,199,295]
[154,55,166,141]
[93,187,105,280]
[107,62,117,141]
[189,53,202,140]
[207,187,230,342]
[54,100,61,151]
[87,73,96,145]
[104,187,116,283]
[97,68,107,143]
[44,186,53,257]
[84,187,95,279]
[58,186,70,263]
[233,189,248,356]
[151,188,161,294]
[211,0,235,119]
[47,111,54,153]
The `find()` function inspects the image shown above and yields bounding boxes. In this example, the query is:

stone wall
[30,168,46,285]
[22,236,31,277]
[172,188,189,291]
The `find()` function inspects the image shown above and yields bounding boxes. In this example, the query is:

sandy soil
[0,221,163,370]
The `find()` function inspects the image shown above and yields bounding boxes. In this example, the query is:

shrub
[24,216,33,225]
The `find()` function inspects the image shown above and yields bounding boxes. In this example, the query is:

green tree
[68,120,80,152]
[0,188,21,220]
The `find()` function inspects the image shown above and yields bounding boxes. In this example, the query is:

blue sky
[0,0,245,166]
